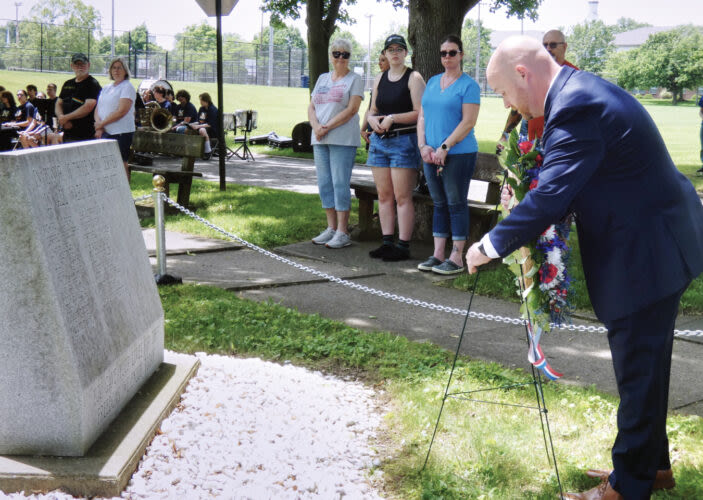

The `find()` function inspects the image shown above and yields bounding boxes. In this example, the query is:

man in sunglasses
[496,30,577,153]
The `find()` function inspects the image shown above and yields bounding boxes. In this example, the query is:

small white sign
[195,0,239,16]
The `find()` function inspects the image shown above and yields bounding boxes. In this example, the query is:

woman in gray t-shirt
[307,39,364,249]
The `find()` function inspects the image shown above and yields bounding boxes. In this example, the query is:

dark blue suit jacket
[488,66,703,321]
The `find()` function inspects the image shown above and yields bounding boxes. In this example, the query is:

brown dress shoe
[562,481,623,500]
[585,468,675,490]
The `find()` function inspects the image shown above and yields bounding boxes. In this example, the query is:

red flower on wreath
[535,154,543,166]
[529,179,539,190]
[539,263,559,284]
[518,141,533,155]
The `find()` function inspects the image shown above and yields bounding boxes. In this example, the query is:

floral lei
[500,130,573,380]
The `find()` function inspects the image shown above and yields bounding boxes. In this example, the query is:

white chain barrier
[160,194,703,339]
[133,194,152,203]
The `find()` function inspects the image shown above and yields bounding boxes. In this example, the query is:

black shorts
[103,131,134,161]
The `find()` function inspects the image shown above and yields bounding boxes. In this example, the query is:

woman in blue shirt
[416,34,481,275]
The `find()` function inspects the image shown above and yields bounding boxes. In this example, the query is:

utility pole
[14,2,22,45]
[366,14,373,85]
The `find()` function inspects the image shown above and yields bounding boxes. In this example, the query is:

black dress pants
[604,284,688,499]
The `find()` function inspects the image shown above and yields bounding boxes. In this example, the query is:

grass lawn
[130,172,356,248]
[160,284,703,499]
[3,68,701,185]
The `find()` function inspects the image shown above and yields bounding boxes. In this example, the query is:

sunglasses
[543,42,565,49]
[332,51,351,59]
[440,50,461,58]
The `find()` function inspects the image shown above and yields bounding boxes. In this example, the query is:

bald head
[543,29,568,64]
[487,36,561,120]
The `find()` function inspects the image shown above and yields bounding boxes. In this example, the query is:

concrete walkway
[142,154,703,417]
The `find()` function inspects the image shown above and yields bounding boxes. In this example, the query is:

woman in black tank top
[365,34,426,262]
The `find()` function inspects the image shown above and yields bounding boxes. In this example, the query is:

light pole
[14,2,22,45]
[111,0,115,57]
[475,2,481,83]
[365,13,372,90]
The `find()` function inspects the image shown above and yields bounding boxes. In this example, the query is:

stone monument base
[0,352,199,498]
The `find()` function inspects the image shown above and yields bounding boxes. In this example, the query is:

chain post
[152,176,182,285]
[153,175,167,276]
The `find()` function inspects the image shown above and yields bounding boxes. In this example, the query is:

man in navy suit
[467,36,703,500]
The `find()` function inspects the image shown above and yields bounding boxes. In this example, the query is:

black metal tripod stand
[233,110,255,161]
[422,173,564,498]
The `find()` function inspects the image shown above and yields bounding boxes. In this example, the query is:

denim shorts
[366,132,420,169]
[103,131,134,161]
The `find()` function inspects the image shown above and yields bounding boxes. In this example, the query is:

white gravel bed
[3,352,385,500]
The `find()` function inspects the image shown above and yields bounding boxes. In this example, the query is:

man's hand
[58,114,69,127]
[361,130,371,144]
[466,242,493,274]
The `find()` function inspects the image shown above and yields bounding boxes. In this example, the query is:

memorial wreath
[500,131,573,380]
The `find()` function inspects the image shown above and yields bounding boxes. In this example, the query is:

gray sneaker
[326,231,351,249]
[432,259,464,275]
[417,256,442,272]
[312,227,336,245]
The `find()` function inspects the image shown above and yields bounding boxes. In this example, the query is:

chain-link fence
[0,19,379,89]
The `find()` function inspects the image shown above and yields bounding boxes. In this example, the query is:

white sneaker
[312,227,336,245]
[325,231,351,249]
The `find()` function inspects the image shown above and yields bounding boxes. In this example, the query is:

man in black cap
[55,53,102,142]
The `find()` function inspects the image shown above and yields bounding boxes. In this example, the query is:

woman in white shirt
[94,57,136,180]
[307,39,364,249]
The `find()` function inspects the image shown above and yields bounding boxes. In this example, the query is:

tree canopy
[262,0,357,91]
[607,26,703,103]
[567,20,614,75]
[252,23,307,49]
[461,18,493,79]
[611,17,652,34]
[24,0,101,56]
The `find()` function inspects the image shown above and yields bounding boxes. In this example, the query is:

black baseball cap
[71,53,89,64]
[384,34,408,51]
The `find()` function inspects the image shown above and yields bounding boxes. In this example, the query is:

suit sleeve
[488,103,605,256]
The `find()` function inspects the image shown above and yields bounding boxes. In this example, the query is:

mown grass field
[2,68,701,187]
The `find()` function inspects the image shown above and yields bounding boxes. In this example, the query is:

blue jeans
[423,153,477,240]
[699,120,703,164]
[313,144,357,211]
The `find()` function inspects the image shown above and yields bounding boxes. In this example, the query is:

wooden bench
[129,130,205,208]
[350,152,505,243]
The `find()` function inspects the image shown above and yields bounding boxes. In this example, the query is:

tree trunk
[407,0,476,81]
[306,0,343,95]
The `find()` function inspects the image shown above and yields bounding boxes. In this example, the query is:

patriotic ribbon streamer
[527,323,563,381]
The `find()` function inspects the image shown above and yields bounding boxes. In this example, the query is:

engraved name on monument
[0,141,163,456]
